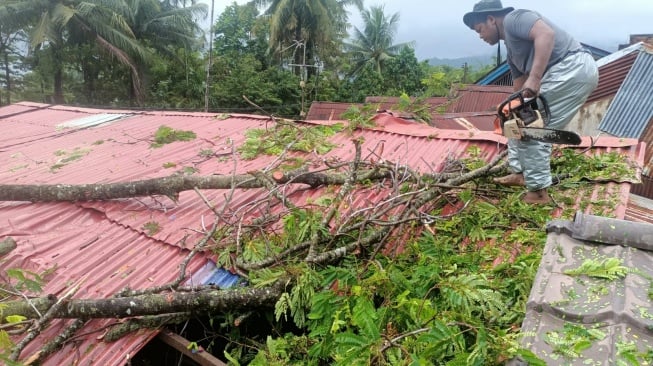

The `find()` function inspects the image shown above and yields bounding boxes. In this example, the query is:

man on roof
[463,0,598,204]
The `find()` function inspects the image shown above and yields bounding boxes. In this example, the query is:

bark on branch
[1,284,284,322]
[0,169,392,202]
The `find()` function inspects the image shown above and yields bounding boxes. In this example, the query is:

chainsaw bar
[520,127,582,145]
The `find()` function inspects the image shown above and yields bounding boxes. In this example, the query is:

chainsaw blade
[520,127,582,145]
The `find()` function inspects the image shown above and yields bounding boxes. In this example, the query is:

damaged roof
[0,101,645,365]
[305,85,512,127]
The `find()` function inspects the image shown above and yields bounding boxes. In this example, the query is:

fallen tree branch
[24,319,86,365]
[10,280,82,361]
[2,283,284,322]
[0,169,393,202]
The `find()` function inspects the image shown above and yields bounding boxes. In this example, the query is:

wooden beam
[157,329,227,366]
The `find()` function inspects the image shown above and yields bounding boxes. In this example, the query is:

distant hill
[427,54,496,69]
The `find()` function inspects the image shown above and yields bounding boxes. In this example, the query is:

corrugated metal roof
[475,43,609,86]
[626,194,653,224]
[598,48,653,138]
[475,63,511,85]
[444,84,513,113]
[364,96,448,106]
[305,101,355,120]
[56,113,128,129]
[585,51,638,104]
[0,202,209,365]
[509,212,653,365]
[0,102,645,365]
[430,111,497,131]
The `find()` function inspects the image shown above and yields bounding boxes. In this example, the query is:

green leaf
[223,350,241,366]
[514,349,547,366]
[5,315,26,324]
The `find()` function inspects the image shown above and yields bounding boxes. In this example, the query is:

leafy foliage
[551,149,639,185]
[616,340,653,366]
[216,146,638,365]
[543,323,606,359]
[151,125,197,148]
[232,184,554,364]
[340,104,378,134]
[564,258,629,280]
[238,122,343,159]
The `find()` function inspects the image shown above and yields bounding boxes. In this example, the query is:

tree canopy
[0,1,493,114]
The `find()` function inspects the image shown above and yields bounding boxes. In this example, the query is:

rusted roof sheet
[444,84,513,113]
[306,97,450,122]
[364,96,448,107]
[476,43,610,86]
[0,102,645,365]
[586,44,641,104]
[626,194,653,224]
[598,46,653,138]
[305,101,356,120]
[509,212,653,365]
[430,111,497,131]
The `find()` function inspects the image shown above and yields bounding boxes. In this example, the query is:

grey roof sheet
[599,48,653,138]
[510,212,653,365]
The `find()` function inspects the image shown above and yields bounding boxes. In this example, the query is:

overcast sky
[201,0,653,60]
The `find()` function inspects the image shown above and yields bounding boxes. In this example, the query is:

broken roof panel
[0,102,645,365]
[510,212,653,365]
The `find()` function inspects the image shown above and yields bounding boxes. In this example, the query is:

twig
[380,328,431,353]
[10,278,84,361]
[23,319,86,365]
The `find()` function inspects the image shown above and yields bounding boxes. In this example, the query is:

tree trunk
[0,169,391,202]
[53,60,64,104]
[4,50,10,105]
[1,284,284,322]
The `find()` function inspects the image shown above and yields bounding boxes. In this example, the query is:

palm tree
[0,0,148,104]
[345,5,413,76]
[252,0,363,76]
[0,10,26,105]
[113,0,207,103]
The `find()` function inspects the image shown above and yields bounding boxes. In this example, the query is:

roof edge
[302,117,641,148]
[547,211,653,250]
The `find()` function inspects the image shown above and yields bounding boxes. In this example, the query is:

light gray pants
[507,52,599,191]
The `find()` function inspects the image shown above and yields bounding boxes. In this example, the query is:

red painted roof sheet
[0,101,645,365]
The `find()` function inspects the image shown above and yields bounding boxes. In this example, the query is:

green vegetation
[0,1,490,117]
[206,146,638,365]
[151,125,197,148]
[238,122,343,159]
[50,147,91,171]
[544,323,606,360]
[564,258,629,280]
[142,221,161,236]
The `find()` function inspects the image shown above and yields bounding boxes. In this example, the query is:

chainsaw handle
[497,88,550,124]
[497,90,527,121]
[538,94,551,126]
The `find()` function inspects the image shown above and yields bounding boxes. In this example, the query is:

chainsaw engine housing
[498,90,549,140]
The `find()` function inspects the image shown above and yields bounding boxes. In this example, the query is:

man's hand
[522,77,541,97]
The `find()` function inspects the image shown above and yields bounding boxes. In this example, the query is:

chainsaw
[494,89,582,145]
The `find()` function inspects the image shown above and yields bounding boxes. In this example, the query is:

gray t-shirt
[504,9,581,79]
